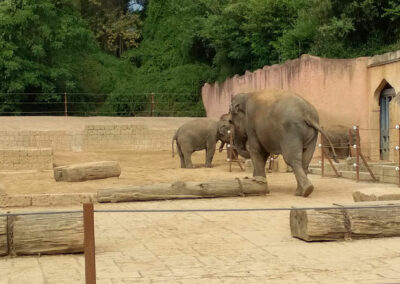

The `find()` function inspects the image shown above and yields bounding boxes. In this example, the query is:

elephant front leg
[183,152,194,168]
[248,140,268,177]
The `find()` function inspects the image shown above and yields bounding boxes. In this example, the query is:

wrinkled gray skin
[218,113,249,158]
[229,89,337,197]
[172,118,231,168]
[324,125,356,159]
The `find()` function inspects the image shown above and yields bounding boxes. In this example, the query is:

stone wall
[201,54,369,129]
[0,118,195,156]
[0,148,53,170]
[0,131,73,151]
[82,124,175,151]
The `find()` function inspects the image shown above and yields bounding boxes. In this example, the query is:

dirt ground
[0,150,249,195]
[1,149,396,199]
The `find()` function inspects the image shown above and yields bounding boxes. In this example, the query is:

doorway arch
[379,83,396,160]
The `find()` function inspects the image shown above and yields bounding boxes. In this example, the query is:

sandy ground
[1,149,396,198]
[2,148,400,283]
[0,150,250,195]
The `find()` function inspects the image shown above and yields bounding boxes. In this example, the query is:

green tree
[0,0,96,114]
[81,0,142,57]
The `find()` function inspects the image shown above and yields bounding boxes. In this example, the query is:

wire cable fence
[2,203,400,217]
[0,92,206,117]
[316,125,400,185]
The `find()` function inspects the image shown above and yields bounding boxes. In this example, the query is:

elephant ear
[230,94,247,114]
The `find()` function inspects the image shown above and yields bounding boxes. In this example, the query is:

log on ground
[98,177,269,203]
[54,161,121,182]
[8,212,84,256]
[290,201,400,241]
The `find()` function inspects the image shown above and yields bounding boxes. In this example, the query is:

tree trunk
[54,161,121,182]
[290,201,400,241]
[98,177,269,203]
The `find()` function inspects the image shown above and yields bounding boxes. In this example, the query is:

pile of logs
[290,201,400,241]
[0,212,83,256]
[98,177,269,203]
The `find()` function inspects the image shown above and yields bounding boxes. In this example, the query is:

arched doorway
[380,84,396,160]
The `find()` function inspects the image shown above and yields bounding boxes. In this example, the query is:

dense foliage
[1,0,399,115]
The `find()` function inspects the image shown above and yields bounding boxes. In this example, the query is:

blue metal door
[380,88,395,160]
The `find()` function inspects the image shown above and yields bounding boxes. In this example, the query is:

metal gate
[380,88,395,160]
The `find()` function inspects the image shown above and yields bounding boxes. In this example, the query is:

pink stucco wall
[201,54,370,129]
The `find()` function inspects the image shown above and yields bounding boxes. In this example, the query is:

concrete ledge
[353,188,400,202]
[341,171,376,181]
[0,195,32,207]
[0,193,97,208]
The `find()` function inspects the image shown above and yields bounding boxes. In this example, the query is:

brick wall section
[0,148,53,170]
[82,124,175,151]
[0,118,197,154]
[0,131,73,151]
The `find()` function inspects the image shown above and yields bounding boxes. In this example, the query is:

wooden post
[150,93,155,117]
[355,126,360,182]
[348,128,354,157]
[83,203,96,284]
[228,130,232,172]
[64,92,68,117]
[321,136,324,177]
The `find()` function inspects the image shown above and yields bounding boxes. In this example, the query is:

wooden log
[290,201,400,241]
[98,177,269,203]
[0,215,7,256]
[54,161,121,182]
[9,212,84,256]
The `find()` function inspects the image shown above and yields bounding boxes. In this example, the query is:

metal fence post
[83,203,96,284]
[151,93,155,117]
[228,130,232,172]
[355,126,360,182]
[320,136,324,177]
[64,92,68,117]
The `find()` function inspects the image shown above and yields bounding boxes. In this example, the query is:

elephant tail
[172,131,177,158]
[305,118,339,163]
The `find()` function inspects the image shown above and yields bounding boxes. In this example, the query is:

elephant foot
[294,184,314,197]
[302,184,314,197]
[205,164,213,168]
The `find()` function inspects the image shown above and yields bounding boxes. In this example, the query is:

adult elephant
[324,124,356,159]
[229,89,337,197]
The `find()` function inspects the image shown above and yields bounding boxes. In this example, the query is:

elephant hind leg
[176,143,186,168]
[281,140,314,197]
[302,135,318,174]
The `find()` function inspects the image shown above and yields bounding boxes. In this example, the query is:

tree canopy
[0,0,399,115]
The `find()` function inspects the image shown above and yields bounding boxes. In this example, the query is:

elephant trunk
[235,146,250,159]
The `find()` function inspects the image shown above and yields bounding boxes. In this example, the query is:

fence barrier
[0,92,205,117]
[2,202,400,283]
[318,124,400,187]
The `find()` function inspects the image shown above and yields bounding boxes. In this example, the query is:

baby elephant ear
[230,103,239,114]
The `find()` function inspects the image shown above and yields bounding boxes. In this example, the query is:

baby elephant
[172,118,231,168]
